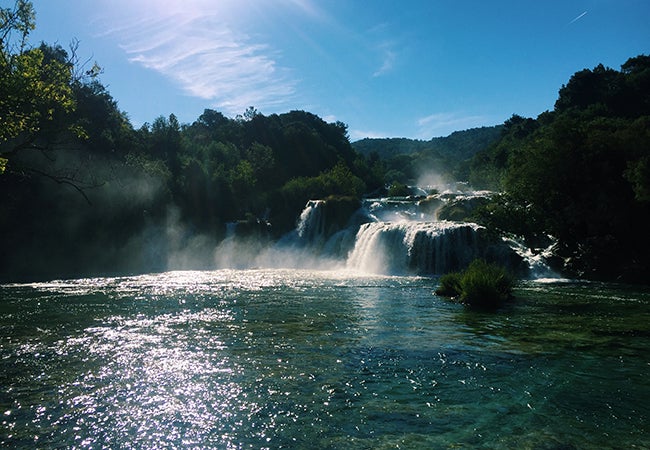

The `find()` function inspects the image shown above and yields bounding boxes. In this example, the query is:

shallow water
[1,270,649,449]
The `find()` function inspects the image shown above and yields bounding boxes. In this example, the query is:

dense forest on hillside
[1,1,649,283]
[352,126,502,185]
[467,56,650,282]
[0,1,382,280]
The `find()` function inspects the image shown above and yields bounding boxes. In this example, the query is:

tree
[626,155,650,202]
[0,0,34,54]
[620,55,650,116]
[70,79,132,156]
[554,64,624,114]
[148,114,182,177]
[468,56,650,281]
[0,1,77,164]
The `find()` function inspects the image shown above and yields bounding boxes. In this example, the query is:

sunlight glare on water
[1,270,649,449]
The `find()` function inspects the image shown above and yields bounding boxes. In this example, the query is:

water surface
[1,270,649,449]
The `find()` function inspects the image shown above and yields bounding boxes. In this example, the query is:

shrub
[387,181,411,197]
[436,259,514,310]
[435,272,462,297]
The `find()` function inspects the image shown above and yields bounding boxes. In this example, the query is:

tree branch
[23,166,103,205]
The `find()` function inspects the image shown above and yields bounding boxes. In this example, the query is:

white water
[210,193,555,277]
[501,234,560,279]
[296,200,326,242]
[346,221,483,275]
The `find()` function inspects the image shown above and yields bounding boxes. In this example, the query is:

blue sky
[29,0,649,140]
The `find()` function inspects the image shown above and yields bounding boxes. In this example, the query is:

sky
[27,0,650,140]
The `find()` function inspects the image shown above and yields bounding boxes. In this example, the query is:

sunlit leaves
[0,47,75,143]
[1,1,77,159]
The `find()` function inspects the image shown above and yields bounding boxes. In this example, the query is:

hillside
[353,126,502,160]
[353,126,503,184]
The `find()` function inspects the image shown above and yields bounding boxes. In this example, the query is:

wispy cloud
[365,22,399,79]
[103,4,297,115]
[373,48,397,77]
[568,11,588,25]
[416,112,488,138]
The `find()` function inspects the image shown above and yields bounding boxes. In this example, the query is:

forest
[0,2,382,280]
[1,0,649,283]
[352,125,503,185]
[465,56,650,282]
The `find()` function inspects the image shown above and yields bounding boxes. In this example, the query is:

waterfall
[286,194,542,277]
[291,198,364,257]
[296,200,326,243]
[501,235,559,279]
[346,221,484,275]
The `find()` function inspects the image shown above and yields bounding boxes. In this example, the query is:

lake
[1,269,649,449]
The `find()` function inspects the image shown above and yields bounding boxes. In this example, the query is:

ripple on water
[1,270,649,448]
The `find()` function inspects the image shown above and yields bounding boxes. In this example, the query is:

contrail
[569,11,588,25]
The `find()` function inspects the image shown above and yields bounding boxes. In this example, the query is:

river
[1,269,648,449]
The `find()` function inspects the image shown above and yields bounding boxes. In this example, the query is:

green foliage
[0,0,35,52]
[555,64,625,114]
[459,259,514,309]
[471,193,540,238]
[0,1,93,177]
[469,55,650,282]
[626,154,650,202]
[387,181,410,197]
[435,272,462,298]
[353,126,502,184]
[281,162,365,205]
[0,44,75,145]
[0,0,373,280]
[436,259,514,310]
[353,127,502,161]
[468,115,539,189]
[70,80,131,154]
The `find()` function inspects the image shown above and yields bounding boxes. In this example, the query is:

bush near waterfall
[436,259,514,309]
[435,272,463,298]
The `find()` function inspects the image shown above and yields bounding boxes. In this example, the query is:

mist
[415,169,472,195]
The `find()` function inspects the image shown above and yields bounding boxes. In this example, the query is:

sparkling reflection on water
[1,270,649,449]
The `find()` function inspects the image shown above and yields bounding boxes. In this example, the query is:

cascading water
[346,221,484,275]
[283,192,531,276]
[289,198,362,257]
[501,234,560,279]
[219,191,552,277]
[296,200,326,243]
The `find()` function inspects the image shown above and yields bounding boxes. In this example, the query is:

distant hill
[353,125,503,184]
[352,126,503,161]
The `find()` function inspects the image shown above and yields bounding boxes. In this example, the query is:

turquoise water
[1,270,649,449]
